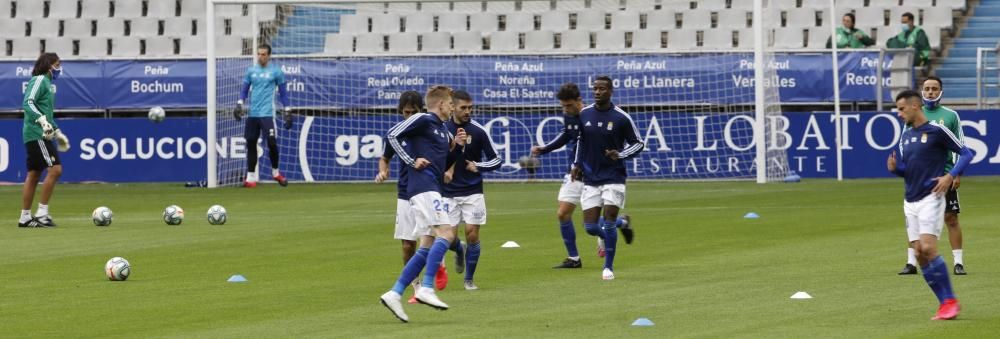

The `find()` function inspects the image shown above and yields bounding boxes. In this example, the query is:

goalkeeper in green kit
[18,53,69,228]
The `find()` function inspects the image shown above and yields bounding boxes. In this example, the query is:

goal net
[207,0,789,187]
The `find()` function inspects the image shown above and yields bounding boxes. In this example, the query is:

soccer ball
[207,205,227,225]
[105,257,131,281]
[163,205,184,225]
[148,106,165,122]
[92,206,113,226]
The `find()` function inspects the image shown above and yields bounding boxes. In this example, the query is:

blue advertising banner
[1,110,997,183]
[0,52,893,111]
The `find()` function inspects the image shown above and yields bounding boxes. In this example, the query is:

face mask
[901,25,911,33]
[51,66,62,80]
[923,91,943,109]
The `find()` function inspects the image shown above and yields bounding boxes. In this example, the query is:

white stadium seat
[595,30,625,50]
[438,13,467,32]
[227,13,254,35]
[680,10,711,30]
[559,30,591,50]
[421,32,452,51]
[453,31,483,51]
[97,18,126,36]
[489,31,520,51]
[30,19,62,38]
[355,2,385,14]
[14,0,45,18]
[485,1,515,13]
[729,0,753,11]
[78,37,109,57]
[556,0,586,12]
[11,37,42,58]
[452,1,482,13]
[163,17,194,37]
[180,0,206,18]
[355,33,384,53]
[945,0,967,11]
[62,19,93,38]
[213,4,243,18]
[521,0,551,13]
[697,0,726,11]
[807,27,832,48]
[645,9,677,30]
[148,0,178,17]
[404,13,434,33]
[611,11,641,31]
[1,18,28,37]
[925,26,941,50]
[576,11,607,30]
[504,12,535,32]
[524,30,554,51]
[252,4,277,21]
[785,8,818,28]
[836,0,866,8]
[667,28,698,50]
[737,28,754,48]
[540,11,570,32]
[338,14,368,34]
[387,2,417,13]
[49,0,80,19]
[855,7,887,28]
[178,35,205,56]
[626,0,658,11]
[323,33,353,54]
[420,2,450,13]
[702,29,733,49]
[716,10,749,29]
[0,1,10,19]
[371,14,401,34]
[922,7,953,30]
[112,36,142,57]
[901,0,933,7]
[591,0,622,11]
[115,0,145,18]
[799,0,827,10]
[130,18,160,37]
[632,29,664,50]
[770,0,797,10]
[144,37,177,57]
[389,32,419,52]
[45,38,75,56]
[772,27,805,48]
[213,36,243,56]
[469,13,498,32]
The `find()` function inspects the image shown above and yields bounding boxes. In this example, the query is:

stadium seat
[595,30,626,49]
[148,0,177,17]
[421,31,452,51]
[10,37,41,57]
[404,13,434,33]
[485,1,515,13]
[452,1,482,13]
[213,36,243,56]
[78,37,109,57]
[145,37,177,56]
[924,26,941,50]
[737,28,755,48]
[453,30,483,51]
[576,11,607,30]
[420,2,450,12]
[697,0,726,11]
[252,4,276,21]
[355,33,385,53]
[213,4,243,18]
[14,0,44,18]
[524,30,554,51]
[702,29,733,49]
[48,0,79,19]
[163,17,194,37]
[556,0,586,12]
[438,13,467,32]
[129,18,160,37]
[855,7,886,28]
[489,31,520,51]
[815,8,854,28]
[559,30,591,50]
[45,38,75,56]
[729,0,753,11]
[901,0,933,7]
[662,0,693,9]
[540,11,570,32]
[785,8,818,28]
[1,18,28,37]
[469,13,498,32]
[112,36,142,57]
[371,14,401,34]
[806,27,831,48]
[769,0,797,10]
[114,0,145,18]
[922,7,953,30]
[62,19,93,38]
[836,0,866,8]
[229,17,256,37]
[680,10,711,30]
[772,27,805,48]
[180,0,206,18]
[591,0,622,11]
[96,18,126,37]
[387,2,417,13]
[716,10,749,29]
[799,0,827,10]
[30,19,62,38]
[521,0,551,13]
[944,0,966,11]
[667,28,698,50]
[611,10,641,31]
[178,35,205,56]
[504,12,536,32]
[631,29,664,50]
[645,9,677,30]
[323,33,353,54]
[338,14,368,34]
[0,1,10,19]
[625,0,658,11]
[389,32,418,52]
[356,2,385,14]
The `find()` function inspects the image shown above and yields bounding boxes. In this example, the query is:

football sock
[464,242,481,282]
[247,172,258,182]
[931,256,956,301]
[559,220,579,258]
[952,249,963,266]
[421,238,450,288]
[449,237,463,253]
[272,168,280,177]
[36,204,48,217]
[19,210,32,223]
[584,222,603,238]
[601,219,618,270]
[907,248,917,266]
[392,247,429,295]
[267,136,280,170]
[616,216,626,228]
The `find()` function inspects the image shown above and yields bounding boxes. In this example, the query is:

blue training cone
[631,318,655,326]
[744,212,760,219]
[227,274,248,282]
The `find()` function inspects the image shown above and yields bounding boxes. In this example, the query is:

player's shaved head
[398,90,423,118]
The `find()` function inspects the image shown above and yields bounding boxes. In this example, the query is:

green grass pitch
[2,178,999,337]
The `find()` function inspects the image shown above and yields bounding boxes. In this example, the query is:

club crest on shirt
[585,121,592,126]
[921,133,927,143]
[607,122,614,130]
[598,122,603,127]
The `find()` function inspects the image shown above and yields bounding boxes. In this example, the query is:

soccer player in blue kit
[887,90,972,320]
[571,76,644,280]
[234,44,292,188]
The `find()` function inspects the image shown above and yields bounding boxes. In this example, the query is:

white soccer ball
[163,205,184,225]
[148,106,165,122]
[92,206,113,226]
[207,205,227,225]
[105,257,131,281]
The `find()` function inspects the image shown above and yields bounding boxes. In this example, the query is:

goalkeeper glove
[282,107,293,129]
[234,100,245,120]
[36,116,55,140]
[54,129,70,152]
